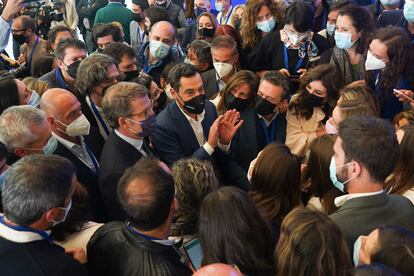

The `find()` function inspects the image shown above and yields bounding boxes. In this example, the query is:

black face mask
[67,60,81,79]
[181,94,206,114]
[132,12,144,23]
[194,7,207,17]
[13,34,27,45]
[234,18,242,30]
[224,93,250,111]
[255,95,276,116]
[122,69,138,81]
[304,91,324,107]
[198,27,215,38]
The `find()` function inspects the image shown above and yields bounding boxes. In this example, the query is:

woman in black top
[247,1,329,94]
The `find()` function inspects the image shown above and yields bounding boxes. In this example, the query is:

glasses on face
[12,28,27,34]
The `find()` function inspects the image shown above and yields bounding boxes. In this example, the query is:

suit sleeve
[152,122,211,167]
[99,172,127,221]
[222,135,250,191]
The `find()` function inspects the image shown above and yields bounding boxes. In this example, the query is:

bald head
[40,89,78,117]
[149,21,176,44]
[194,264,242,276]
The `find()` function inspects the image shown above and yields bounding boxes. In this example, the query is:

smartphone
[183,239,203,270]
[393,89,414,103]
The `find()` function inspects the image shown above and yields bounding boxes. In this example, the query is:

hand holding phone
[393,89,414,103]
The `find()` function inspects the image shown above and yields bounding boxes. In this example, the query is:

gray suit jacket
[201,69,218,100]
[330,192,414,253]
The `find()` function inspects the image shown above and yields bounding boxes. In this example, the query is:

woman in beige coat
[286,64,343,158]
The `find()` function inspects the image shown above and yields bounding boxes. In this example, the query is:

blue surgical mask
[42,136,58,155]
[329,157,355,193]
[127,115,157,138]
[256,16,276,33]
[149,40,171,59]
[326,23,336,36]
[27,90,40,108]
[353,236,362,266]
[215,2,223,11]
[404,2,414,23]
[52,199,72,226]
[334,31,357,50]
[380,0,400,6]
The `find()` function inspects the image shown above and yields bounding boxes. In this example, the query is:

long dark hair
[338,4,375,55]
[371,27,414,93]
[305,135,343,214]
[289,64,343,120]
[385,125,414,196]
[250,143,302,227]
[0,77,19,114]
[199,187,275,276]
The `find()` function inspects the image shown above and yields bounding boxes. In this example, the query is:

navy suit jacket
[228,109,287,189]
[152,101,218,166]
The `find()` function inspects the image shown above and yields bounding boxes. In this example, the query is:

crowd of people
[0,0,413,275]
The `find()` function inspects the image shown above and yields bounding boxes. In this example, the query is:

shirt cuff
[203,143,215,156]
[218,140,231,153]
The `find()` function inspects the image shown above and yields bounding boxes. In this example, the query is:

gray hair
[75,53,117,96]
[0,106,46,151]
[2,154,75,226]
[102,82,149,129]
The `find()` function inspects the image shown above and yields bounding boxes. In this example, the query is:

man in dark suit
[329,116,414,253]
[99,82,155,221]
[0,155,87,276]
[152,63,243,187]
[228,71,289,189]
[76,53,120,148]
[40,88,107,222]
[39,38,87,99]
[201,35,238,99]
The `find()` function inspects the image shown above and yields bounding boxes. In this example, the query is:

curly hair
[288,64,343,120]
[372,26,414,93]
[171,159,218,236]
[240,0,284,50]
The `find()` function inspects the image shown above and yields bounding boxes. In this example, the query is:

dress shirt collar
[115,129,143,151]
[334,190,384,207]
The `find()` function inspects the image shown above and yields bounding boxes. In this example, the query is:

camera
[21,0,65,39]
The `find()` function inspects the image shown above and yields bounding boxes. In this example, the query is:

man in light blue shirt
[0,0,24,52]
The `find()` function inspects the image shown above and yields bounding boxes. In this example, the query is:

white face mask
[326,23,336,36]
[164,83,174,100]
[365,50,387,71]
[213,62,233,79]
[215,2,223,12]
[325,118,338,134]
[52,199,72,227]
[149,40,171,59]
[56,114,91,137]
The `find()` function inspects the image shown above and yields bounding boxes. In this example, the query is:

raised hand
[218,109,243,145]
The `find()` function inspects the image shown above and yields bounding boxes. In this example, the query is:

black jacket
[99,131,153,221]
[0,237,87,276]
[53,139,107,222]
[377,9,414,42]
[228,108,287,189]
[201,69,219,100]
[87,221,192,276]
[80,96,106,155]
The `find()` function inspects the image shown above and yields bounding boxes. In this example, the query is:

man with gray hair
[76,53,120,141]
[0,154,87,275]
[0,105,57,165]
[99,81,156,221]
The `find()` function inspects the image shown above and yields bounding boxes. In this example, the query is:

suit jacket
[228,109,287,190]
[330,192,414,253]
[99,131,152,221]
[80,96,106,156]
[201,69,218,100]
[53,140,107,222]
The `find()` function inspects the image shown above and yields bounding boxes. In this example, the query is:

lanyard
[260,119,276,145]
[54,69,68,89]
[27,36,39,70]
[283,44,304,74]
[220,6,233,25]
[88,96,110,136]
[0,216,52,243]
[84,143,99,174]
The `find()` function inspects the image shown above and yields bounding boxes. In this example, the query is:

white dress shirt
[334,190,384,207]
[0,220,51,243]
[177,103,230,155]
[115,129,148,156]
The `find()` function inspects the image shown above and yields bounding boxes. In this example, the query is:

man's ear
[13,148,26,158]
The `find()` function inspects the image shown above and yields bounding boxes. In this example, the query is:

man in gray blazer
[329,116,414,253]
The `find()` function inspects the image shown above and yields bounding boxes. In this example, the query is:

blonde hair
[337,84,379,120]
[22,77,49,96]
